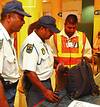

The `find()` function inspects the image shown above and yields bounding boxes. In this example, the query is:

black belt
[4,80,18,88]
[41,78,51,82]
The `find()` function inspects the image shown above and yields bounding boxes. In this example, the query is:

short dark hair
[28,21,38,35]
[0,11,7,20]
[65,14,78,24]
[28,21,47,35]
[0,11,16,21]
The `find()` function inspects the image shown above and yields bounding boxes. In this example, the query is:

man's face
[64,22,77,37]
[44,28,54,39]
[9,12,25,32]
[40,27,54,40]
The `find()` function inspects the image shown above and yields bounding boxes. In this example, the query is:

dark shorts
[25,78,52,107]
[4,81,18,107]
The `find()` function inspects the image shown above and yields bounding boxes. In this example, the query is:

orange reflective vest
[54,31,86,68]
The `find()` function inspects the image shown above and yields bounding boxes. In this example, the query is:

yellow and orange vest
[54,31,86,68]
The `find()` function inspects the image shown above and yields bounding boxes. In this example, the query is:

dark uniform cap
[38,15,60,33]
[2,0,31,17]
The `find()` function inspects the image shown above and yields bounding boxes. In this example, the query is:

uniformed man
[0,1,31,107]
[20,15,60,107]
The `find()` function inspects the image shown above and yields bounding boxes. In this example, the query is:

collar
[0,23,11,41]
[31,31,45,44]
[59,28,78,39]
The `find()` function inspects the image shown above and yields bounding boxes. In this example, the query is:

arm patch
[26,44,34,53]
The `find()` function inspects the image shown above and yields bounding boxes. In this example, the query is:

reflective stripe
[54,32,84,66]
[57,57,81,67]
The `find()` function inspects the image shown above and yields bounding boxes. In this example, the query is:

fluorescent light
[42,0,49,3]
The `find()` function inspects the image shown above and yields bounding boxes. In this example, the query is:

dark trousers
[4,81,18,107]
[26,79,52,107]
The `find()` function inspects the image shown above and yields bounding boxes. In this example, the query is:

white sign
[68,100,100,107]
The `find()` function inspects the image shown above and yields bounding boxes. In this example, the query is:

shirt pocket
[41,53,49,60]
[6,56,15,63]
[4,42,15,63]
[38,50,49,65]
[4,54,15,72]
[5,52,15,64]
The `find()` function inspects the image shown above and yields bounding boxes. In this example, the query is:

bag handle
[82,32,86,59]
[73,33,88,98]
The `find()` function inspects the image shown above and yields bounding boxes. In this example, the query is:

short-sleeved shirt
[0,23,20,83]
[20,31,54,81]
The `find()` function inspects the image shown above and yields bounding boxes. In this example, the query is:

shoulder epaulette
[26,43,34,53]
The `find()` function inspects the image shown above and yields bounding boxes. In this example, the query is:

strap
[68,33,88,98]
[53,33,58,53]
[76,34,88,98]
[33,98,45,107]
[77,61,88,97]
[82,33,86,58]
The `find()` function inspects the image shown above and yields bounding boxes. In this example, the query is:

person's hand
[56,63,69,73]
[83,57,92,63]
[43,89,60,103]
[56,63,65,72]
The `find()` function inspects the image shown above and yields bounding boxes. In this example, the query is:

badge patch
[41,48,45,55]
[0,39,3,49]
[26,44,34,53]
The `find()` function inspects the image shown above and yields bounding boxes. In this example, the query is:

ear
[40,26,46,32]
[6,13,11,19]
[5,13,12,23]
[40,26,45,30]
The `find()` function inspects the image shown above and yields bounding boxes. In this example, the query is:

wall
[42,0,82,30]
[17,0,43,58]
[62,0,82,23]
[80,0,94,46]
[93,0,100,44]
[0,0,10,18]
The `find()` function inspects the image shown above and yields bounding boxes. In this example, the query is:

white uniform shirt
[0,23,20,83]
[20,31,54,81]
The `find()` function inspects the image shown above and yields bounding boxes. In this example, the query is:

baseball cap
[38,16,60,33]
[2,0,31,17]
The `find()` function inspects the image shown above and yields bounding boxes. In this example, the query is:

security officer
[0,1,31,107]
[20,16,60,107]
